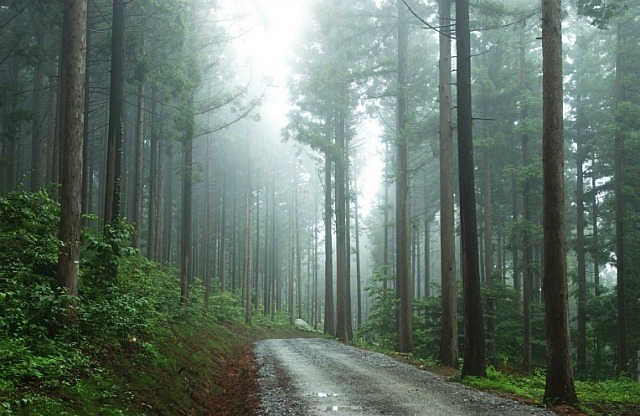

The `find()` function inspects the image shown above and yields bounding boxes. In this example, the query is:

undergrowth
[460,367,640,415]
[0,190,296,415]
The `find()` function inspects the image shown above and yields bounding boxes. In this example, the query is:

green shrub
[412,296,443,360]
[356,268,398,350]
[0,191,62,341]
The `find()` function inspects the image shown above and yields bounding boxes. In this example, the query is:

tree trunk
[81,18,91,215]
[383,141,391,334]
[345,146,353,339]
[231,182,238,293]
[354,178,363,327]
[424,218,431,298]
[396,0,412,354]
[413,223,420,300]
[244,169,253,325]
[147,87,159,260]
[52,1,69,199]
[162,145,173,262]
[264,177,272,315]
[614,26,627,376]
[295,168,302,320]
[541,0,577,404]
[520,22,532,375]
[324,152,335,335]
[483,152,496,364]
[457,0,486,378]
[180,136,193,304]
[438,0,458,368]
[575,92,587,375]
[335,108,350,342]
[31,20,45,192]
[288,193,295,322]
[218,167,227,292]
[591,166,600,295]
[313,186,319,328]
[104,0,125,227]
[57,0,87,300]
[204,138,212,307]
[254,187,261,313]
[133,34,145,251]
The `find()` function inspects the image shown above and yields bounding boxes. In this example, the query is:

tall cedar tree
[396,0,413,353]
[457,0,486,378]
[324,151,335,335]
[104,0,124,227]
[541,0,577,404]
[614,23,627,376]
[57,0,87,297]
[438,0,458,368]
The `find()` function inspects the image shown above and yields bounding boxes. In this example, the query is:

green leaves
[0,190,59,277]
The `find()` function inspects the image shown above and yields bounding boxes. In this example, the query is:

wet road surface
[254,338,555,416]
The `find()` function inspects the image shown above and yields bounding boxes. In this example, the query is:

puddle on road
[316,392,339,398]
[314,392,363,413]
[317,405,364,412]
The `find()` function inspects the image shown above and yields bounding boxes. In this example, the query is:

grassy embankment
[0,190,313,415]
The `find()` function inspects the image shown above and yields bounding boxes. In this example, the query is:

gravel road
[254,338,556,416]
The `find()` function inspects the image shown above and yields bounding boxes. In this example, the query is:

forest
[1,0,640,414]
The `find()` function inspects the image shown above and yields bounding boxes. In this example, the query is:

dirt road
[254,338,556,415]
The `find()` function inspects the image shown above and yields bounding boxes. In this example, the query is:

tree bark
[133,34,145,251]
[614,25,627,376]
[354,178,363,327]
[457,0,486,378]
[104,0,125,227]
[483,152,496,364]
[383,141,391,335]
[520,22,532,375]
[396,0,412,354]
[147,87,160,260]
[591,166,600,296]
[575,92,587,375]
[438,0,458,369]
[180,134,193,304]
[57,0,87,300]
[245,168,253,325]
[541,0,577,404]
[31,19,45,192]
[204,136,212,307]
[335,107,350,342]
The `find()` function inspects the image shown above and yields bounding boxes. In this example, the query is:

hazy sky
[224,0,382,216]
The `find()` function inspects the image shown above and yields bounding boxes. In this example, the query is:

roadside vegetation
[463,369,640,416]
[0,190,298,415]
[356,274,640,416]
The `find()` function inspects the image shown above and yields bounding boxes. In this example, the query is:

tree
[180,102,195,304]
[396,0,412,354]
[104,0,125,228]
[132,31,145,251]
[438,0,458,369]
[324,148,335,335]
[575,88,587,375]
[457,0,486,378]
[541,0,577,404]
[57,0,87,298]
[519,20,534,375]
